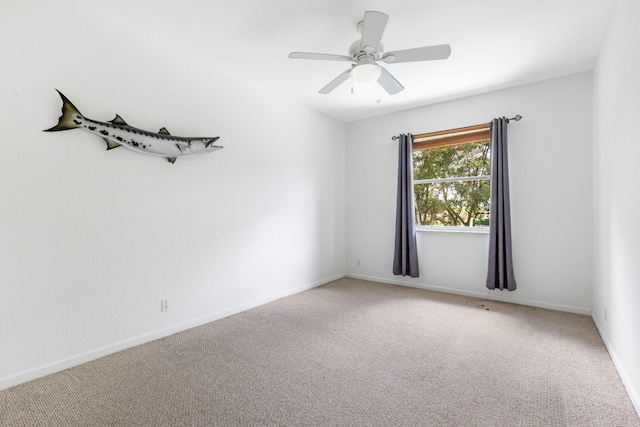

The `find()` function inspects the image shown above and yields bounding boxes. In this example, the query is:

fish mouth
[205,137,220,148]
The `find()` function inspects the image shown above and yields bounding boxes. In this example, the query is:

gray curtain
[393,134,419,277]
[486,118,516,291]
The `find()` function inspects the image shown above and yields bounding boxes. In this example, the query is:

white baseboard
[0,274,344,392]
[591,314,640,418]
[346,273,591,315]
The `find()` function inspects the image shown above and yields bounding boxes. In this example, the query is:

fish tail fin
[43,90,84,132]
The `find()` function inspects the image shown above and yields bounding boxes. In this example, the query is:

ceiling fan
[289,11,451,95]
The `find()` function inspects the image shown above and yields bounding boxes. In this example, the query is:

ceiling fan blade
[289,52,352,61]
[318,69,352,94]
[378,67,404,95]
[360,11,389,51]
[382,44,451,63]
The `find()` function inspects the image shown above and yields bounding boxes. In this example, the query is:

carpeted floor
[1,278,639,426]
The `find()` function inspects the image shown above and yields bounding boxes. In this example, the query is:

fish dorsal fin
[109,114,128,126]
[103,138,121,150]
[159,127,171,135]
[167,157,177,164]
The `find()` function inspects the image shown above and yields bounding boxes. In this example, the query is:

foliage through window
[413,136,490,228]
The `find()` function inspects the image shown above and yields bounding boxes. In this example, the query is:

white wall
[593,0,640,414]
[346,72,593,314]
[0,2,345,389]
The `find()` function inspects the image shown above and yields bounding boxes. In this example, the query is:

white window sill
[416,226,489,234]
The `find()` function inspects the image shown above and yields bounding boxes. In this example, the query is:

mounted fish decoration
[44,90,222,164]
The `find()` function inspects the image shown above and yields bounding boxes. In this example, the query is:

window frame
[412,124,492,232]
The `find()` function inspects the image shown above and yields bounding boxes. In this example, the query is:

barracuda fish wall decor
[44,90,222,164]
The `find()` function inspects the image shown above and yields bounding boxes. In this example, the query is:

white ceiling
[88,0,617,123]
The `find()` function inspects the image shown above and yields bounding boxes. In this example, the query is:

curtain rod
[391,115,523,141]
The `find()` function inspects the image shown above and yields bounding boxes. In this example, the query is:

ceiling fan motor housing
[349,40,382,64]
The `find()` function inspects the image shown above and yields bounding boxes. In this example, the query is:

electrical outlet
[357,259,361,267]
[161,298,170,312]
[604,307,607,322]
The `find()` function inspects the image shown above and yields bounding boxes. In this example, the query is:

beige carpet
[1,278,639,426]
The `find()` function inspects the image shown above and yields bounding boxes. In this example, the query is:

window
[412,124,491,228]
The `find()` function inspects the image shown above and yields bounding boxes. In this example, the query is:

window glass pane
[413,140,490,227]
[413,140,490,180]
[414,180,490,227]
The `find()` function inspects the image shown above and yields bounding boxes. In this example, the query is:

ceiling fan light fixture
[352,63,381,83]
